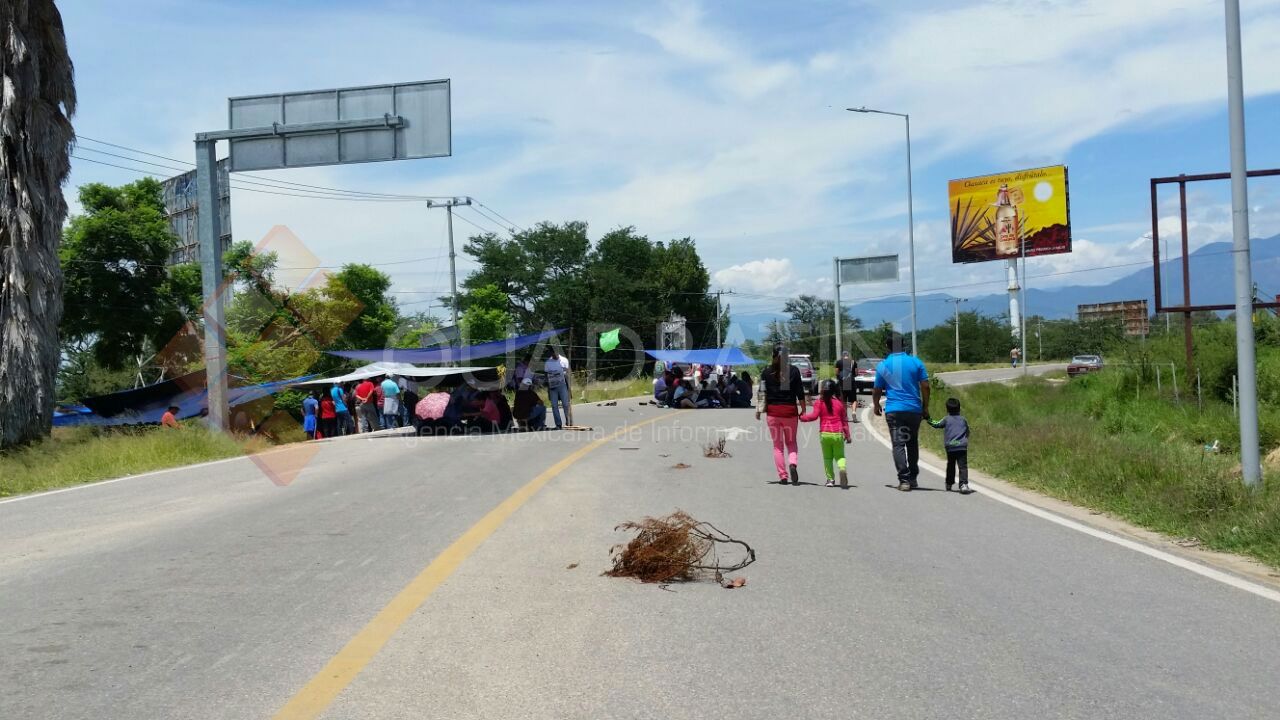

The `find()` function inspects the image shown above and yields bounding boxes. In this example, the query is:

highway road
[936,362,1068,386]
[2,368,1278,719]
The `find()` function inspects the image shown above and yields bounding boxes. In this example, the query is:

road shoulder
[861,406,1280,594]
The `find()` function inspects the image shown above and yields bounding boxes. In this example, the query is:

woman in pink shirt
[800,380,852,487]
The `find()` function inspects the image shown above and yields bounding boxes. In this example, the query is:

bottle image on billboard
[993,183,1021,256]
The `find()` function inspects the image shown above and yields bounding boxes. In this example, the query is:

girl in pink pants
[756,346,807,484]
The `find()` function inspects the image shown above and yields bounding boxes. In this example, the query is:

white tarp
[291,362,495,386]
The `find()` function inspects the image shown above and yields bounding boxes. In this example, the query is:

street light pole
[848,106,917,356]
[1223,0,1261,487]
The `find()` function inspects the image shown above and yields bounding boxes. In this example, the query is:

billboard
[162,159,231,266]
[949,164,1071,264]
[838,254,899,285]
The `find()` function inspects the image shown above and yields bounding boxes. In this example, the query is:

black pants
[885,412,922,483]
[946,450,968,486]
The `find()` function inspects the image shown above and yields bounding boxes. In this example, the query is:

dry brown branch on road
[703,438,732,458]
[605,510,755,584]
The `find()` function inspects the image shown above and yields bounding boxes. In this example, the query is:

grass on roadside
[922,373,1280,566]
[0,424,274,498]
[577,375,655,403]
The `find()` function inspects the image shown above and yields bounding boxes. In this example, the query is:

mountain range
[731,234,1280,339]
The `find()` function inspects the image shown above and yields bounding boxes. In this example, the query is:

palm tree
[1,0,76,447]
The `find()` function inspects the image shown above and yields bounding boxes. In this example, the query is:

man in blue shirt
[872,332,931,491]
[330,383,351,436]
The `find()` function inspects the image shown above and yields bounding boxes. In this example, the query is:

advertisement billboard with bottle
[948,164,1071,264]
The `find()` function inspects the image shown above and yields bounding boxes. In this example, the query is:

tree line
[55,179,728,399]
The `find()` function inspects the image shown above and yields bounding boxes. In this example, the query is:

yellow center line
[273,413,677,720]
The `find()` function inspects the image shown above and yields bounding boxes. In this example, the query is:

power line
[76,135,454,200]
[468,202,521,233]
[71,155,426,203]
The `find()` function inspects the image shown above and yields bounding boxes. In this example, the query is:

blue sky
[59,0,1280,321]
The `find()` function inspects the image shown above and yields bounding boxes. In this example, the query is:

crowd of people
[298,374,423,440]
[653,364,754,409]
[291,339,973,495]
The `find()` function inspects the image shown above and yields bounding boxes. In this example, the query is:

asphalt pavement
[2,373,1278,719]
[935,362,1067,386]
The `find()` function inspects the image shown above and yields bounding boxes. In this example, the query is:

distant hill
[731,234,1279,339]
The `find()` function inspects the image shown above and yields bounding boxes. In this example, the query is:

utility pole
[946,298,967,364]
[1223,0,1261,487]
[715,290,723,348]
[426,197,472,332]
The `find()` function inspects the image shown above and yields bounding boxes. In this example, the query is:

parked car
[853,357,883,394]
[788,354,817,395]
[1067,355,1104,377]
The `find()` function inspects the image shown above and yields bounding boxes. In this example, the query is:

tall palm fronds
[0,0,76,447]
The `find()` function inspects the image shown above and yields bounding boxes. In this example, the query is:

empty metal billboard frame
[1149,168,1280,370]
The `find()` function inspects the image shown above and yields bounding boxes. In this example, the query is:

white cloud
[713,258,795,293]
[59,0,1280,316]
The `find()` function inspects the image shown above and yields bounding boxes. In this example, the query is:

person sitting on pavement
[513,377,548,430]
[671,378,698,409]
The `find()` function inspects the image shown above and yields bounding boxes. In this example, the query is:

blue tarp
[327,328,565,364]
[57,375,313,427]
[645,347,761,366]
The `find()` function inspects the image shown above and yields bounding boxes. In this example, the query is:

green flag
[599,327,621,353]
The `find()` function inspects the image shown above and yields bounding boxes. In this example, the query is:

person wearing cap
[756,344,807,484]
[513,376,547,430]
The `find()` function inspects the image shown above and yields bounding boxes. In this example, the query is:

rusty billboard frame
[1149,168,1280,369]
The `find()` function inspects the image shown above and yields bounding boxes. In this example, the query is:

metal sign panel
[838,254,899,285]
[227,79,451,171]
[162,160,231,265]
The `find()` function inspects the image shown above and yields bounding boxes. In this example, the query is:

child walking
[801,380,852,488]
[928,397,972,494]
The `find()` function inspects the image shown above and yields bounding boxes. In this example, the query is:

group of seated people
[412,377,550,435]
[654,367,754,409]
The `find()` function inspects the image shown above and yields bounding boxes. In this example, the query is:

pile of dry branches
[605,510,754,584]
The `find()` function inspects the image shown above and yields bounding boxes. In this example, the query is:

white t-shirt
[546,357,567,387]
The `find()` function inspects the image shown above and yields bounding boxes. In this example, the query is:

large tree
[0,0,76,447]
[782,294,860,362]
[60,179,190,368]
[459,283,512,343]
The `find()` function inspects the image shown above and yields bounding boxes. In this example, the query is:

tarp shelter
[66,374,313,427]
[644,347,761,366]
[290,362,498,386]
[326,328,564,364]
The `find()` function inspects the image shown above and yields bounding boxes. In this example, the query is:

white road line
[0,454,255,507]
[0,427,422,507]
[860,408,1280,605]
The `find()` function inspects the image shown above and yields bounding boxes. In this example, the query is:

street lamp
[847,106,918,356]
